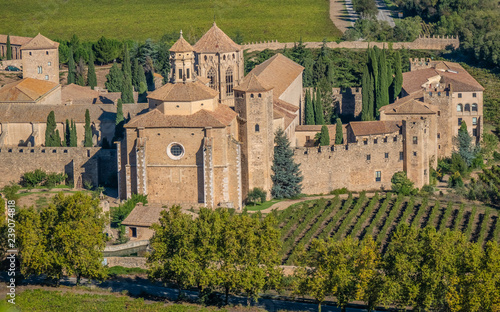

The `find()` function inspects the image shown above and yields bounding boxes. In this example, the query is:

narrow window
[458,93,462,98]
[374,138,378,144]
[457,104,463,112]
[46,51,48,55]
[363,139,368,145]
[208,67,217,90]
[473,128,477,136]
[383,137,388,143]
[413,151,417,157]
[45,75,48,80]
[437,133,441,139]
[472,104,478,112]
[375,171,381,182]
[131,227,137,238]
[385,152,389,159]
[186,68,190,79]
[413,136,418,144]
[225,67,234,96]
[366,154,371,161]
[178,69,183,79]
[437,111,441,116]
[424,169,427,175]
[255,124,260,132]
[399,152,404,161]
[473,93,477,98]
[472,117,477,125]
[464,104,470,112]
[458,118,463,126]
[250,94,254,98]
[393,136,397,142]
[48,61,51,66]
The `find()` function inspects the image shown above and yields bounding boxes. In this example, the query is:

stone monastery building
[118,23,484,209]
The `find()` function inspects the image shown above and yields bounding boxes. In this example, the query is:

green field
[0,0,341,43]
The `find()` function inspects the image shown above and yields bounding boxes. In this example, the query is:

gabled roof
[170,32,194,52]
[0,34,32,46]
[0,78,58,102]
[193,22,241,53]
[233,73,272,92]
[147,80,218,102]
[250,53,304,98]
[348,121,401,137]
[21,33,59,50]
[122,203,197,227]
[61,84,121,104]
[125,104,237,129]
[380,96,436,115]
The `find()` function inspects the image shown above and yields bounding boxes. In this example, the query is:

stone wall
[0,146,116,188]
[105,257,147,269]
[242,35,460,52]
[295,135,404,194]
[0,59,23,70]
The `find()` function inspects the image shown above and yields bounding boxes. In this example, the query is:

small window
[250,94,254,98]
[171,144,183,156]
[385,152,389,159]
[458,93,462,98]
[46,51,48,55]
[29,52,32,56]
[186,68,190,79]
[45,75,49,80]
[458,118,463,126]
[374,138,378,144]
[473,93,477,98]
[375,171,381,182]
[258,93,262,98]
[393,136,397,142]
[472,104,478,112]
[472,117,477,125]
[366,154,371,161]
[363,139,368,145]
[48,61,51,66]
[437,111,441,116]
[413,151,417,157]
[399,152,404,161]
[413,136,418,144]
[457,104,463,112]
[131,227,137,238]
[437,133,441,139]
[473,128,477,136]
[439,145,441,149]
[383,137,388,143]
[204,55,207,61]
[424,169,427,176]
[465,104,470,112]
[438,92,441,96]
[255,124,260,132]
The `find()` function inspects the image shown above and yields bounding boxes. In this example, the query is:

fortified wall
[295,135,404,194]
[0,147,116,188]
[242,35,460,52]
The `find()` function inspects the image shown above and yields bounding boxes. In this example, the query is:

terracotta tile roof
[147,80,218,102]
[0,103,148,123]
[21,33,59,50]
[62,84,121,104]
[250,54,304,99]
[274,98,299,113]
[348,121,401,137]
[403,62,484,94]
[233,73,272,92]
[170,33,194,52]
[212,104,238,125]
[380,96,436,115]
[0,34,32,46]
[197,76,210,85]
[295,124,338,145]
[122,203,196,227]
[124,106,234,129]
[0,78,59,102]
[193,22,241,53]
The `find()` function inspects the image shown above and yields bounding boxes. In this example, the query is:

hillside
[0,0,341,42]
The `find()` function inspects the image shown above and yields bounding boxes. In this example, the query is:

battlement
[423,83,452,95]
[0,146,104,156]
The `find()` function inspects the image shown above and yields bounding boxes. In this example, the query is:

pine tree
[105,63,124,92]
[318,125,330,146]
[67,47,76,85]
[87,50,97,90]
[271,128,303,199]
[457,121,475,166]
[335,118,343,144]
[392,51,403,102]
[69,120,78,147]
[305,89,315,125]
[45,111,57,147]
[6,35,12,60]
[361,65,371,121]
[84,109,92,147]
[314,88,325,125]
[65,119,71,147]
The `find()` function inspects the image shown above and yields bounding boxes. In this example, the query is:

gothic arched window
[464,104,470,112]
[208,67,217,90]
[225,67,234,96]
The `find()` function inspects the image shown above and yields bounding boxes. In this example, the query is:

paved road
[339,0,395,29]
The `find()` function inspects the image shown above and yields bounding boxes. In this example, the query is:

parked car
[5,66,21,72]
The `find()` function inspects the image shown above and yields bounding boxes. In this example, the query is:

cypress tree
[121,44,134,103]
[67,47,76,85]
[305,89,315,125]
[367,72,375,121]
[361,65,371,121]
[87,50,97,90]
[314,88,325,125]
[45,111,57,147]
[69,120,77,147]
[138,81,148,103]
[6,35,12,60]
[65,119,71,147]
[105,63,124,92]
[271,128,303,199]
[392,51,403,102]
[318,125,330,146]
[335,118,343,144]
[54,130,62,147]
[376,48,389,117]
[116,98,124,125]
[84,109,93,147]
[138,63,147,88]
[122,43,132,81]
[131,58,140,91]
[121,78,134,103]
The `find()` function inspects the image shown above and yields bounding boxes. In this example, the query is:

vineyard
[276,192,500,265]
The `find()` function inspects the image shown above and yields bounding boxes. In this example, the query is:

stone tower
[21,33,59,84]
[423,82,453,158]
[403,118,431,189]
[194,22,244,106]
[234,73,274,200]
[169,31,195,84]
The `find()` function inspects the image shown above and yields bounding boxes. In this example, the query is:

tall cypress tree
[392,51,403,102]
[69,120,78,147]
[335,118,343,144]
[361,65,371,121]
[314,88,325,125]
[121,78,134,103]
[369,47,379,107]
[131,58,140,91]
[87,50,97,90]
[305,89,315,125]
[318,125,330,146]
[105,63,124,92]
[45,111,57,147]
[67,47,76,85]
[368,72,375,121]
[113,99,125,142]
[121,44,134,103]
[54,130,62,147]
[65,119,71,147]
[6,35,12,60]
[122,43,132,81]
[376,48,389,117]
[271,128,303,199]
[84,109,93,147]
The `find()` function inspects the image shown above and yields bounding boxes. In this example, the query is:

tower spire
[180,29,183,38]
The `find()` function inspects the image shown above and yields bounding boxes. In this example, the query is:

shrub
[330,187,349,195]
[22,169,47,187]
[43,173,67,188]
[421,184,435,194]
[83,180,93,190]
[247,187,267,205]
[391,171,417,195]
[494,151,500,161]
[448,171,464,188]
[2,182,20,201]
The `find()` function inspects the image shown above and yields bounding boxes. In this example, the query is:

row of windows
[457,103,478,112]
[207,67,234,96]
[363,136,398,145]
[203,54,236,62]
[458,118,478,126]
[458,93,477,98]
[28,51,51,56]
[366,152,404,161]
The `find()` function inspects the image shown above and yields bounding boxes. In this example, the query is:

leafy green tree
[335,118,343,144]
[104,63,124,92]
[67,47,76,85]
[247,187,267,205]
[2,183,20,201]
[392,51,403,102]
[87,50,97,89]
[75,57,85,86]
[352,0,379,18]
[305,89,315,125]
[6,35,12,60]
[84,109,92,147]
[271,128,303,198]
[391,171,417,195]
[94,36,121,64]
[316,125,330,146]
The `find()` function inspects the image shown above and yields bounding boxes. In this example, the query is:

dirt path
[330,0,356,34]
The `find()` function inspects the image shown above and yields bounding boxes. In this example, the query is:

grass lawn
[245,199,284,211]
[1,0,341,43]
